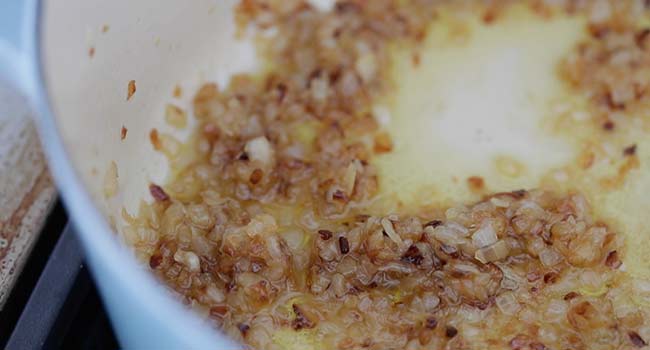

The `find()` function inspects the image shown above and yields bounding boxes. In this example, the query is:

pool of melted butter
[372,5,650,280]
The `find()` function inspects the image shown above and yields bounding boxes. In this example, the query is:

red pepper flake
[120,126,128,140]
[624,144,637,157]
[149,254,163,269]
[127,80,136,100]
[603,120,615,131]
[425,220,443,228]
[605,250,622,269]
[149,184,169,202]
[401,245,424,265]
[291,304,315,330]
[445,326,458,338]
[318,229,333,240]
[237,323,250,337]
[629,331,648,347]
[564,291,580,301]
[339,236,350,254]
[249,168,263,184]
[88,47,95,58]
[425,317,438,329]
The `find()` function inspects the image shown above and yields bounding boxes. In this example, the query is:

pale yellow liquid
[374,5,650,280]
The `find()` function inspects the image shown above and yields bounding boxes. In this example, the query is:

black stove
[0,202,119,349]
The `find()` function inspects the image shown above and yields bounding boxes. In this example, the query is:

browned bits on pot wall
[127,80,136,100]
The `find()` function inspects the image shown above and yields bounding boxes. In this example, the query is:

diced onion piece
[539,247,564,267]
[475,240,509,263]
[381,217,403,247]
[495,292,520,315]
[174,250,200,272]
[245,136,275,167]
[472,220,498,248]
[447,221,470,237]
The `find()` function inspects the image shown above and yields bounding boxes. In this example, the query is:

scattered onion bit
[563,292,580,301]
[605,250,622,269]
[339,236,350,254]
[467,176,485,192]
[624,144,637,157]
[149,184,169,202]
[602,120,615,131]
[445,325,458,338]
[425,220,443,228]
[238,323,250,337]
[629,331,648,348]
[249,168,263,184]
[425,317,438,329]
[401,245,424,265]
[127,80,136,100]
[149,254,163,269]
[173,84,182,98]
[291,304,316,330]
[88,47,95,58]
[149,128,161,150]
[373,132,393,153]
[318,229,333,240]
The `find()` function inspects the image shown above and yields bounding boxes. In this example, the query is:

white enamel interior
[40,0,256,348]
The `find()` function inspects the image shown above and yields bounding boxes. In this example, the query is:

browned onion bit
[318,229,333,240]
[605,250,622,269]
[249,168,263,184]
[291,304,316,330]
[624,144,637,157]
[401,245,424,265]
[238,323,250,337]
[149,254,163,269]
[629,331,648,348]
[445,325,458,338]
[149,184,169,202]
[543,272,558,284]
[424,220,443,228]
[563,291,580,301]
[425,317,438,329]
[339,236,350,254]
